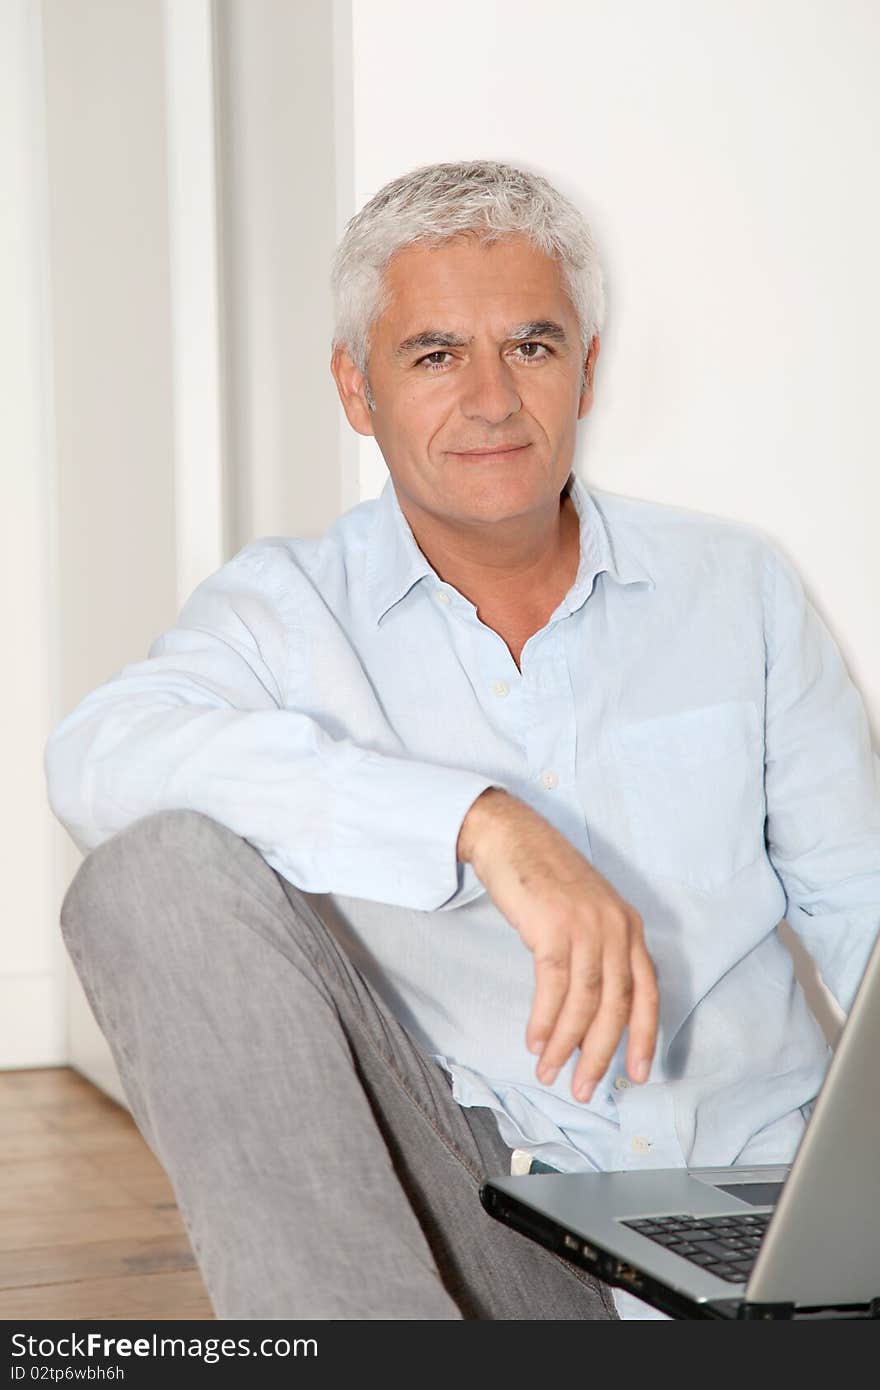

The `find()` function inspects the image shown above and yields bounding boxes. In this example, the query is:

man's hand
[457,787,659,1103]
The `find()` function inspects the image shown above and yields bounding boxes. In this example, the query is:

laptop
[480,929,880,1320]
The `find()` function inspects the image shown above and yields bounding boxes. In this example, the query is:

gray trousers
[59,809,617,1320]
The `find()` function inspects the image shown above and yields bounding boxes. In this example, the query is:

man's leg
[59,809,616,1320]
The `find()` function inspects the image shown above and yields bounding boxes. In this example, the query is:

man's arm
[44,545,505,913]
[763,540,880,1013]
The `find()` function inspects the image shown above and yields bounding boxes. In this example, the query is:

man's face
[332,232,599,531]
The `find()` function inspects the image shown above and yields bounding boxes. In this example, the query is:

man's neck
[403,490,581,621]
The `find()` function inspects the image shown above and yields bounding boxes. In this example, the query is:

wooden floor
[0,1067,214,1320]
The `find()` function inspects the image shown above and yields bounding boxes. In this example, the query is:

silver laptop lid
[745,928,880,1306]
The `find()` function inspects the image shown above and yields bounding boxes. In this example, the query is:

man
[45,160,880,1321]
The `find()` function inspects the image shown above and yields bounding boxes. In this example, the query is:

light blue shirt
[45,470,880,1181]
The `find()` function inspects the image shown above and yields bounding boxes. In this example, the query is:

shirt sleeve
[762,540,880,1013]
[43,546,507,913]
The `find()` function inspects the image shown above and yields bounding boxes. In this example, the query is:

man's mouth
[452,444,531,458]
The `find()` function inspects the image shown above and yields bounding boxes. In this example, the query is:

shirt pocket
[607,699,765,892]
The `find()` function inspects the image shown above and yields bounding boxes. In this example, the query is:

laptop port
[559,1232,600,1266]
[616,1263,645,1292]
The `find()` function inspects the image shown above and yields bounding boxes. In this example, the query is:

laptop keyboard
[621,1212,772,1284]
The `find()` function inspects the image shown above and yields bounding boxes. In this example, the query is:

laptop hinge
[704,1299,795,1320]
[736,1301,796,1320]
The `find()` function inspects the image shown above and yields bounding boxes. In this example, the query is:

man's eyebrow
[391,319,570,360]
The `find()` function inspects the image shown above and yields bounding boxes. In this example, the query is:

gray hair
[330,159,606,412]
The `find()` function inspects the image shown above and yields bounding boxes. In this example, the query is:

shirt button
[435,590,451,605]
[632,1135,652,1154]
[492,680,509,698]
[614,1076,631,1091]
[540,770,559,790]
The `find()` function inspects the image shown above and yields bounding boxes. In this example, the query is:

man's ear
[577,333,601,421]
[330,346,375,437]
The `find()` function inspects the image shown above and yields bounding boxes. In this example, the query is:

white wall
[215,0,353,547]
[0,0,66,1068]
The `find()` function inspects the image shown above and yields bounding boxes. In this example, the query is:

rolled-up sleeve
[762,541,880,1012]
[44,547,506,913]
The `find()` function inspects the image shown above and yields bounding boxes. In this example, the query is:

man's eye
[516,342,551,362]
[419,351,452,369]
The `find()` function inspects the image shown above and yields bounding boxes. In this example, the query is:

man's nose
[458,353,522,423]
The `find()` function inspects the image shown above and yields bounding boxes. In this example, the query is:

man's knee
[59,809,247,956]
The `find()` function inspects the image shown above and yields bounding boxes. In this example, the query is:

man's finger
[625,939,660,1084]
[570,943,634,1100]
[526,938,571,1058]
[533,943,604,1081]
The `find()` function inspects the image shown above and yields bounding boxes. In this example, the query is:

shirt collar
[366,468,654,628]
